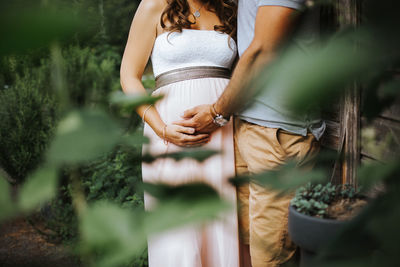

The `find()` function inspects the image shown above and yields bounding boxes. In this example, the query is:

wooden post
[341,84,361,185]
[336,0,362,185]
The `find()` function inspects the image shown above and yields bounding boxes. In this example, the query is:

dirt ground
[0,217,80,267]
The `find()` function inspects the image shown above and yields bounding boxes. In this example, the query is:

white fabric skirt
[142,77,239,267]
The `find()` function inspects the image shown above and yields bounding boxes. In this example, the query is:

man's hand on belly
[173,104,219,134]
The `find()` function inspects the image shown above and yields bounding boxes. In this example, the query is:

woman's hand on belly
[164,124,210,147]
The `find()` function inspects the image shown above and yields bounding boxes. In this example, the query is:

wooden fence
[320,0,400,185]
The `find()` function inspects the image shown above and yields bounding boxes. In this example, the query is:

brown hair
[160,0,237,39]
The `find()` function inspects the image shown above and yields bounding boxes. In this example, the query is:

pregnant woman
[120,0,239,266]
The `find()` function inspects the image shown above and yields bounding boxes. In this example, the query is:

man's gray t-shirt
[237,0,325,140]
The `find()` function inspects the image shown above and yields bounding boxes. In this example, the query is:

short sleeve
[257,0,305,10]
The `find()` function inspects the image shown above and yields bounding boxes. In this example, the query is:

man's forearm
[214,47,274,118]
[214,6,299,118]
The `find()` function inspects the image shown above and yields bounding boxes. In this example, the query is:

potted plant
[288,183,367,266]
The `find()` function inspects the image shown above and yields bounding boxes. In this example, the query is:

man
[175,0,325,266]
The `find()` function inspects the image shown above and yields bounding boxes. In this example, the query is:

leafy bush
[0,42,124,184]
[82,146,143,208]
[62,45,121,107]
[0,43,122,184]
[42,145,147,266]
[0,71,57,183]
[291,183,361,218]
[0,52,51,89]
[44,146,143,242]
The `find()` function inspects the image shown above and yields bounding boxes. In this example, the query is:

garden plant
[288,183,367,266]
[291,182,366,220]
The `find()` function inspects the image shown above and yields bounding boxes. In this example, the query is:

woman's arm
[120,0,209,146]
[120,0,164,135]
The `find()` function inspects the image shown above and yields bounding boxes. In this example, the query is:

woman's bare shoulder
[138,0,167,14]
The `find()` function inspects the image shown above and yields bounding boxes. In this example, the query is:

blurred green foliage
[142,148,220,163]
[0,1,87,55]
[0,0,400,267]
[43,146,143,242]
[230,161,327,195]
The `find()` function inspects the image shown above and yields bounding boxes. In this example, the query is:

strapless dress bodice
[151,29,237,77]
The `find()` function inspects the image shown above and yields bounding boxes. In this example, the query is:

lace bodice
[151,29,237,77]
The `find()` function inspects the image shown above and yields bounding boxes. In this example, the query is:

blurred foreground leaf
[0,175,15,221]
[120,132,150,147]
[142,149,220,163]
[0,4,90,55]
[143,182,220,201]
[18,167,57,212]
[358,160,400,191]
[230,161,326,195]
[143,182,231,233]
[110,91,163,110]
[79,201,145,267]
[48,109,123,165]
[250,30,394,114]
[79,182,231,267]
[363,79,400,120]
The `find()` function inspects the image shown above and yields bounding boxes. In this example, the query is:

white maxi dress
[142,29,239,267]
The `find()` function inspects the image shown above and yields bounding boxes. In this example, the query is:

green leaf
[0,4,91,55]
[120,131,149,147]
[358,160,400,190]
[230,161,326,195]
[249,30,391,115]
[110,91,163,110]
[18,167,57,212]
[362,78,400,120]
[47,109,122,165]
[0,175,15,221]
[79,201,145,267]
[78,184,229,267]
[142,183,231,234]
[142,182,220,201]
[142,149,220,163]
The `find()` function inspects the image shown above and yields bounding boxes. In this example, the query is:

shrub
[0,44,122,184]
[62,45,120,107]
[0,51,51,89]
[45,146,144,242]
[82,145,143,208]
[0,71,57,183]
[43,145,147,265]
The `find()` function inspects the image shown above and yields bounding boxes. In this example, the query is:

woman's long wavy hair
[160,0,237,39]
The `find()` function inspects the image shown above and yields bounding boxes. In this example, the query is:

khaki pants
[234,118,320,267]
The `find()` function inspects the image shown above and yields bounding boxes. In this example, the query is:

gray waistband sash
[155,66,231,89]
